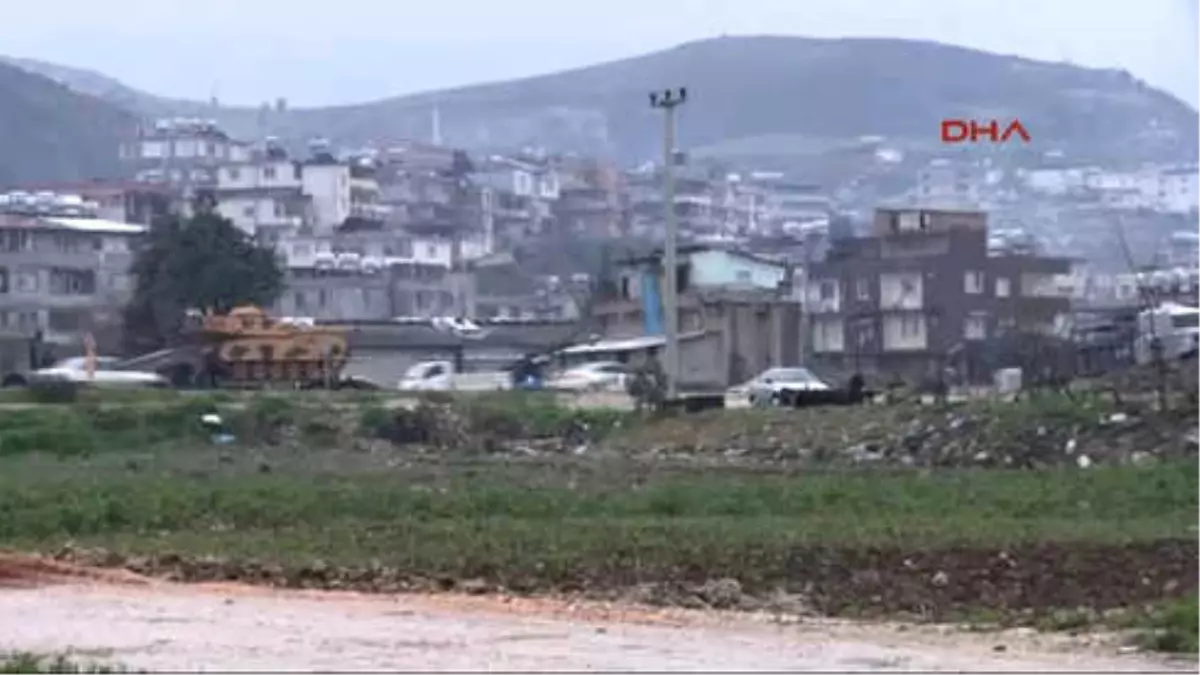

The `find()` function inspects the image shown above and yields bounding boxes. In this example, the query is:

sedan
[545,361,630,393]
[31,357,169,388]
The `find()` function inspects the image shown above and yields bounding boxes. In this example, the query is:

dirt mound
[0,552,149,588]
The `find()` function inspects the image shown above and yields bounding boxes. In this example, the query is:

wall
[301,165,350,232]
[688,250,787,289]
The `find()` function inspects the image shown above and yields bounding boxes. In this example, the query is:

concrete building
[914,160,986,208]
[214,140,389,242]
[553,159,626,237]
[589,244,802,389]
[3,181,177,226]
[625,164,730,239]
[0,208,144,363]
[806,207,1072,384]
[272,263,463,322]
[121,118,251,191]
[372,142,491,263]
[474,154,559,248]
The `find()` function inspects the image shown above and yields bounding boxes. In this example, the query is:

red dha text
[941,119,1031,144]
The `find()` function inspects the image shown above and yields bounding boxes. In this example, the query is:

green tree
[122,202,284,353]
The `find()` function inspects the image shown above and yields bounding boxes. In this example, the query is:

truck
[396,360,516,392]
[1134,302,1200,365]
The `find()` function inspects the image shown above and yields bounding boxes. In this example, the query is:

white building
[213,143,387,240]
[121,118,251,189]
[1082,164,1199,214]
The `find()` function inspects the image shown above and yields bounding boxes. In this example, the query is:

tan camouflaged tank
[199,306,349,386]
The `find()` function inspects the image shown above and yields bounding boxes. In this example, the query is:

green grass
[0,390,1193,625]
[1139,594,1199,653]
[1,458,1194,591]
[0,654,130,674]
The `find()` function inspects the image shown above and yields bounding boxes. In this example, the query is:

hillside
[7,36,1198,169]
[0,62,136,185]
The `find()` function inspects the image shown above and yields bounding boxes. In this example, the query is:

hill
[0,62,136,185]
[6,36,1198,169]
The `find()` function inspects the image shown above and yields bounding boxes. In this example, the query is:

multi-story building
[272,229,464,321]
[472,154,560,248]
[120,118,251,191]
[213,140,389,243]
[806,207,1072,383]
[3,181,177,226]
[553,159,626,237]
[372,142,490,262]
[914,160,986,208]
[0,199,144,372]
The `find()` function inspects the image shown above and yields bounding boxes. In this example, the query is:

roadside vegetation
[0,389,1195,648]
[0,654,130,674]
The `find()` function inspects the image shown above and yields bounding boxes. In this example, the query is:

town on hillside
[0,114,1196,391]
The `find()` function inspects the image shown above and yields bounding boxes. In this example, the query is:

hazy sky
[2,0,1197,108]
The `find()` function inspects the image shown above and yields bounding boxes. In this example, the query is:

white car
[546,361,630,393]
[31,357,169,388]
[732,367,830,406]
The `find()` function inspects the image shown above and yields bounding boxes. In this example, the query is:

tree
[122,204,284,353]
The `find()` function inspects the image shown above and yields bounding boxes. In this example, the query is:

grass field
[0,391,1196,648]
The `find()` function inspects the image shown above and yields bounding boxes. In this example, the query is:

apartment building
[553,159,626,237]
[4,181,176,226]
[0,207,144,351]
[474,154,560,247]
[371,142,491,263]
[121,118,251,190]
[213,140,389,242]
[806,207,1072,383]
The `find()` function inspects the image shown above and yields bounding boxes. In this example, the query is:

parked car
[545,361,630,393]
[731,367,830,406]
[29,357,169,388]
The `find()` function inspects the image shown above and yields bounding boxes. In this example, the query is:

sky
[1,0,1197,109]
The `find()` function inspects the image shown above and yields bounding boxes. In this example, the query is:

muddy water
[0,582,1190,672]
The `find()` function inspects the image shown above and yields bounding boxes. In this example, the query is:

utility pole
[649,87,687,399]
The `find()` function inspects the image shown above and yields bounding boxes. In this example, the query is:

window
[242,205,255,218]
[964,271,985,294]
[263,166,277,181]
[856,278,870,300]
[900,314,922,337]
[0,267,8,294]
[15,271,38,293]
[273,201,287,218]
[426,244,438,258]
[996,277,1011,298]
[735,269,752,283]
[964,314,987,340]
[227,167,241,181]
[819,280,837,300]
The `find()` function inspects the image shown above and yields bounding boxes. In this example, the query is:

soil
[0,554,1192,672]
[52,539,1198,623]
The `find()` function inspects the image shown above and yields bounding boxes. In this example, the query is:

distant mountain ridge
[0,61,135,185]
[3,36,1197,183]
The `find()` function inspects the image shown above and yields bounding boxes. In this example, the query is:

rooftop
[0,213,146,235]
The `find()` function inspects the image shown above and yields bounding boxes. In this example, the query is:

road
[0,576,1189,672]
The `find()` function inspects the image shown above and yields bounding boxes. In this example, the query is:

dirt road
[1,571,1191,672]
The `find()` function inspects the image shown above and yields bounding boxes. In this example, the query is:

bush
[1141,594,1199,653]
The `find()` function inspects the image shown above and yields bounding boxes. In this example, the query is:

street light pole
[649,87,687,399]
